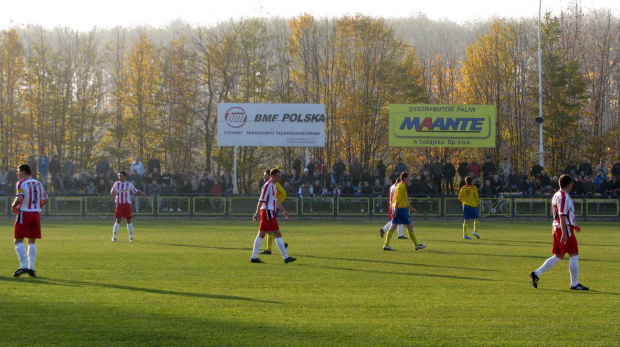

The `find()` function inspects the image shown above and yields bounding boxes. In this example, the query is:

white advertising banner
[217,103,326,147]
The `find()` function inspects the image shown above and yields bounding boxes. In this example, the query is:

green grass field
[1,218,618,346]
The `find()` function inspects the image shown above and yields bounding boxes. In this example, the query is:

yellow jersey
[459,185,479,208]
[392,182,409,209]
[275,182,286,203]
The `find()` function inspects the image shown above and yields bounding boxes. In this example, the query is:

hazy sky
[1,0,618,31]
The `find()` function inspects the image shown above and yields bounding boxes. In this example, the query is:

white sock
[27,244,37,270]
[569,255,579,287]
[15,243,27,269]
[113,223,120,239]
[127,224,134,239]
[382,221,391,232]
[536,256,562,276]
[275,237,289,259]
[398,224,404,237]
[252,236,263,258]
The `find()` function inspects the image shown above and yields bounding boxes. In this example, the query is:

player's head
[269,168,281,182]
[558,174,573,189]
[465,176,473,185]
[18,164,31,176]
[118,171,128,181]
[400,172,409,183]
[263,170,270,180]
[396,177,402,184]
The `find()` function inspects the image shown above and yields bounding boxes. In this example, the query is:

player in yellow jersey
[382,172,426,251]
[458,176,480,240]
[259,170,288,254]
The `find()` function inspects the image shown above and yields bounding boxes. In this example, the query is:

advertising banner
[389,104,496,148]
[217,103,326,147]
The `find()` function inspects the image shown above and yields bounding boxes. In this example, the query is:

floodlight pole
[537,0,545,168]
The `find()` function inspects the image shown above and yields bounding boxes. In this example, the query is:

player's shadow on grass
[299,254,496,272]
[140,241,248,251]
[0,276,280,304]
[303,264,499,282]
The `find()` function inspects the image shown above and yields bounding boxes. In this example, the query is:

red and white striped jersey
[112,181,139,204]
[259,181,278,211]
[552,190,576,231]
[389,183,397,207]
[16,178,48,212]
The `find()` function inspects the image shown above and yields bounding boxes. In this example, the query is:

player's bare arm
[560,215,569,244]
[276,199,289,218]
[253,200,264,221]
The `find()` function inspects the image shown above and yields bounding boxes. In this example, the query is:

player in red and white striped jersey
[530,175,589,290]
[12,163,48,278]
[250,168,296,264]
[111,171,149,242]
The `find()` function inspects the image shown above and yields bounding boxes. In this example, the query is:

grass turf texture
[1,219,618,346]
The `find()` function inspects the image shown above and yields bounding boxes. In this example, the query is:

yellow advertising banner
[389,104,496,148]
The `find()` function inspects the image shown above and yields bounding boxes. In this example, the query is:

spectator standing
[443,158,456,195]
[27,156,38,180]
[324,168,338,190]
[147,155,161,174]
[210,179,224,211]
[149,167,162,185]
[161,169,173,186]
[49,155,61,190]
[63,158,75,179]
[430,157,444,194]
[611,157,620,178]
[498,157,513,184]
[360,167,372,186]
[394,158,408,174]
[457,158,469,185]
[96,157,110,178]
[577,158,592,177]
[481,156,496,180]
[563,161,578,175]
[334,159,347,179]
[349,158,363,186]
[376,160,387,182]
[130,156,145,178]
[530,161,544,178]
[0,166,8,190]
[339,170,353,188]
[468,159,481,178]
[37,152,50,187]
[594,159,608,177]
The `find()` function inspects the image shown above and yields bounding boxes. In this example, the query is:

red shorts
[552,226,579,255]
[14,211,42,239]
[115,203,133,219]
[259,209,279,232]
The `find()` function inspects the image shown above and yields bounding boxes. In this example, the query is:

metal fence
[1,194,619,219]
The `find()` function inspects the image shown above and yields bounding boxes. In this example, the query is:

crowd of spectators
[261,155,620,200]
[0,154,233,200]
[2,154,620,200]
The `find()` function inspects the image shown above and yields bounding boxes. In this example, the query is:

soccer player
[251,168,296,264]
[111,171,150,242]
[382,172,426,251]
[12,164,48,277]
[458,176,480,240]
[259,170,288,255]
[530,175,589,290]
[379,178,405,239]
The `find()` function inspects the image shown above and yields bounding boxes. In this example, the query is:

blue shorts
[463,205,480,220]
[391,207,411,225]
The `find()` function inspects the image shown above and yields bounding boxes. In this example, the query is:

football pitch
[1,218,618,346]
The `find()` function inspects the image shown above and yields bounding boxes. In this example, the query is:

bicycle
[479,194,512,218]
[87,196,115,218]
